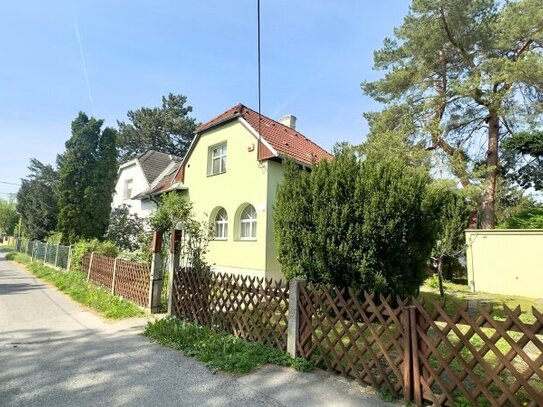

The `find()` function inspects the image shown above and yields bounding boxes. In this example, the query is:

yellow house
[142,104,332,281]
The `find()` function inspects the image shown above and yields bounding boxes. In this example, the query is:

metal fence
[14,238,72,270]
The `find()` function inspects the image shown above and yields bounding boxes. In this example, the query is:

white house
[112,150,181,218]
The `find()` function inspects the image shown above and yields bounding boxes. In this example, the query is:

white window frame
[209,143,227,175]
[123,178,133,200]
[240,204,257,240]
[215,208,228,240]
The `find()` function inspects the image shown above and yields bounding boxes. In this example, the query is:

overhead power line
[0,181,20,186]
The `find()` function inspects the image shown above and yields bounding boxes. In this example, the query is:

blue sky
[0,0,410,197]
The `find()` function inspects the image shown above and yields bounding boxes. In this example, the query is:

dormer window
[209,143,227,175]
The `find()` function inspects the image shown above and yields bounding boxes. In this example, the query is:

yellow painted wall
[264,160,285,281]
[183,120,278,278]
[465,230,543,299]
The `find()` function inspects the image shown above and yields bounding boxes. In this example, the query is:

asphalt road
[0,252,397,407]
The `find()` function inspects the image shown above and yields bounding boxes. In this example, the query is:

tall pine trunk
[481,110,499,229]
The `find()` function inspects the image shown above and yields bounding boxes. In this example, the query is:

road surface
[0,252,397,407]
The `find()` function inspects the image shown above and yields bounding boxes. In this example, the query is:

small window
[240,204,257,239]
[215,208,228,240]
[123,178,133,200]
[209,143,227,175]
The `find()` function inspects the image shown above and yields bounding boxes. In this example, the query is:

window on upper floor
[214,208,228,240]
[123,178,133,200]
[240,204,257,240]
[209,143,227,175]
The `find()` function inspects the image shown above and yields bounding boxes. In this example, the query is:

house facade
[112,150,180,218]
[140,104,332,280]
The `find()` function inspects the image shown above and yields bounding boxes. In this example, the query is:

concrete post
[54,243,60,268]
[148,231,164,313]
[87,252,95,282]
[287,278,305,358]
[44,243,49,264]
[167,229,183,316]
[111,258,118,295]
[66,245,72,271]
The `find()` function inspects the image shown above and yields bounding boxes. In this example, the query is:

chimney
[279,114,297,129]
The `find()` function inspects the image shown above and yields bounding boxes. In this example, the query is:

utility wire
[257,0,262,159]
[0,181,20,186]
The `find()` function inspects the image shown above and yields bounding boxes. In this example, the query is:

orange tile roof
[196,103,333,166]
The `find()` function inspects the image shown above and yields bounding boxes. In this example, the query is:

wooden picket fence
[81,252,150,308]
[170,267,543,406]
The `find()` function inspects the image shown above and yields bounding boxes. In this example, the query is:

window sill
[213,238,228,241]
[207,171,226,178]
[237,238,257,242]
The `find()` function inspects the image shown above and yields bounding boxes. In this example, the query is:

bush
[498,206,543,229]
[70,239,119,272]
[275,146,436,298]
[105,204,147,251]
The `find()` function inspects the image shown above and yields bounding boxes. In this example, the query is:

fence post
[66,245,72,271]
[54,243,60,268]
[111,258,118,295]
[31,241,36,262]
[409,306,422,406]
[44,243,49,264]
[148,231,164,313]
[87,252,95,282]
[287,278,305,358]
[167,229,183,316]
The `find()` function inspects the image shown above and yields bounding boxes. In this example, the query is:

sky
[0,0,411,197]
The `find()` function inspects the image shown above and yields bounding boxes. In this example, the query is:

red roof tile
[196,103,333,166]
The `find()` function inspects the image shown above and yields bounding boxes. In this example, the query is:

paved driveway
[0,252,397,407]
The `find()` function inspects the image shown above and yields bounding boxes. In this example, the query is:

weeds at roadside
[143,316,314,374]
[6,252,144,319]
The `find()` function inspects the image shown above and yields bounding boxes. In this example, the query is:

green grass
[0,244,15,253]
[143,316,314,374]
[6,252,145,320]
[420,278,543,324]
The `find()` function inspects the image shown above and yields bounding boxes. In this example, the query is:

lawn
[6,252,145,320]
[419,277,543,324]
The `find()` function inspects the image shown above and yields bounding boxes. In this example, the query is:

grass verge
[143,316,314,374]
[6,252,145,320]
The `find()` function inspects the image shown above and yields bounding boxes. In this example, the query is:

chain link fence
[14,238,72,270]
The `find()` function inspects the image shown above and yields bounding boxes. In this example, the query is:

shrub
[105,204,147,251]
[70,239,119,272]
[275,145,436,298]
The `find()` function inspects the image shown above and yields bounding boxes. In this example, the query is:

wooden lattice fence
[411,299,543,406]
[88,253,114,289]
[171,267,289,351]
[79,252,151,308]
[114,258,150,308]
[297,284,408,398]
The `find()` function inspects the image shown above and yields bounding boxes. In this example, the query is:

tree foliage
[362,0,543,229]
[105,205,146,251]
[502,130,543,190]
[0,197,19,235]
[498,206,543,229]
[148,193,212,270]
[57,112,118,244]
[274,146,436,298]
[117,93,198,162]
[16,159,59,240]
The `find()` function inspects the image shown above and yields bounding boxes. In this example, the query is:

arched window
[240,204,257,239]
[215,208,228,239]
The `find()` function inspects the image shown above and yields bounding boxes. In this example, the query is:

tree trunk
[437,257,445,301]
[481,110,499,229]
